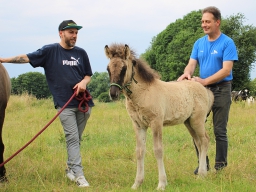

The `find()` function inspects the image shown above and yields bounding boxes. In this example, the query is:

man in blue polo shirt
[178,6,238,174]
[0,20,94,187]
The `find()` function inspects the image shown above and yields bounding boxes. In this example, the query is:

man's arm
[194,61,233,86]
[0,54,30,63]
[177,58,197,81]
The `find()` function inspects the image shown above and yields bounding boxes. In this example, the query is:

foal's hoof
[156,181,167,191]
[197,171,207,178]
[131,182,141,190]
[156,185,166,191]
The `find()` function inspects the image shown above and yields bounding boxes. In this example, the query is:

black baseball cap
[58,20,82,31]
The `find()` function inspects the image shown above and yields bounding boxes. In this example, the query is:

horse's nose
[109,86,120,100]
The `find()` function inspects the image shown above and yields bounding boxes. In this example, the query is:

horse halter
[110,60,138,95]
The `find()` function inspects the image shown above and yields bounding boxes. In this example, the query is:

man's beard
[65,38,76,48]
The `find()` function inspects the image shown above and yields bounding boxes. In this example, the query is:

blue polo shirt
[27,43,94,108]
[190,33,238,83]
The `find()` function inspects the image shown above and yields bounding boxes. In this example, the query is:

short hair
[202,6,221,21]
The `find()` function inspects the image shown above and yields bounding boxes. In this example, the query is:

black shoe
[194,163,210,175]
[214,162,227,171]
[0,176,8,183]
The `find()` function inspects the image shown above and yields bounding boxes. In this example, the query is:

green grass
[1,94,256,191]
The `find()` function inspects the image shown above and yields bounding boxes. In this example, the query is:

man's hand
[191,76,207,86]
[177,73,192,81]
[73,79,87,96]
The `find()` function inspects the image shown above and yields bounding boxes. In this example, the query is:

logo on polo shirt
[62,56,80,66]
[211,50,218,54]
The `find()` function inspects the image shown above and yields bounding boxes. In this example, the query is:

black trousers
[195,82,231,165]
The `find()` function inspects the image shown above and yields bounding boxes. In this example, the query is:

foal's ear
[124,44,131,60]
[104,45,112,59]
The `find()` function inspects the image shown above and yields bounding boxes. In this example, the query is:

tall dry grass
[1,94,256,191]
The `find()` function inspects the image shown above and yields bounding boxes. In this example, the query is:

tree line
[10,10,256,100]
[10,71,111,101]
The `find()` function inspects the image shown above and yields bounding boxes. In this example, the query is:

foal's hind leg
[194,133,209,176]
[184,120,209,176]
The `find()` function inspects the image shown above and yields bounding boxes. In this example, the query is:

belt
[206,80,232,88]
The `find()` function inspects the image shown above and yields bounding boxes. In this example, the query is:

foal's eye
[107,67,111,75]
[120,66,127,76]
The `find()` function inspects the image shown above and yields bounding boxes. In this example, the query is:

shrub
[98,92,111,103]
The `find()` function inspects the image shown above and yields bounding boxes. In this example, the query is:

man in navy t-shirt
[0,20,94,187]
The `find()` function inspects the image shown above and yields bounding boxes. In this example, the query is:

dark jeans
[207,82,231,165]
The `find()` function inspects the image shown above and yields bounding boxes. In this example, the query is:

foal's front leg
[152,125,167,190]
[131,127,147,189]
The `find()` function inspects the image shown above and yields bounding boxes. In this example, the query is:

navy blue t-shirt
[27,43,94,108]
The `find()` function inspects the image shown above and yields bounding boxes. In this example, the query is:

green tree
[142,11,203,81]
[11,72,51,99]
[247,78,256,96]
[221,13,256,90]
[142,10,256,89]
[87,72,110,99]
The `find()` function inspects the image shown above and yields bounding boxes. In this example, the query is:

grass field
[1,94,256,192]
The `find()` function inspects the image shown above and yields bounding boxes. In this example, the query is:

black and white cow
[231,88,250,102]
[247,96,255,105]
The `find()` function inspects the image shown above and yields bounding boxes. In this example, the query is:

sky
[1,0,256,79]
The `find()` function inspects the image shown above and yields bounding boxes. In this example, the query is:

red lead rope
[76,90,92,113]
[0,89,92,167]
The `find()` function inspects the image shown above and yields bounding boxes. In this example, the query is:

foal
[105,44,214,190]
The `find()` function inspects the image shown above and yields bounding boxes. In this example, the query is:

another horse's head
[105,44,135,100]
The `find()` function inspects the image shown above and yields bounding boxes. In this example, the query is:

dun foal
[105,44,214,190]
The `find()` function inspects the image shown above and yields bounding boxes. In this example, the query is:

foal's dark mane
[108,43,160,83]
[134,58,161,83]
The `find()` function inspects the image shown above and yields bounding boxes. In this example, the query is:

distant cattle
[247,96,255,105]
[231,88,250,102]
